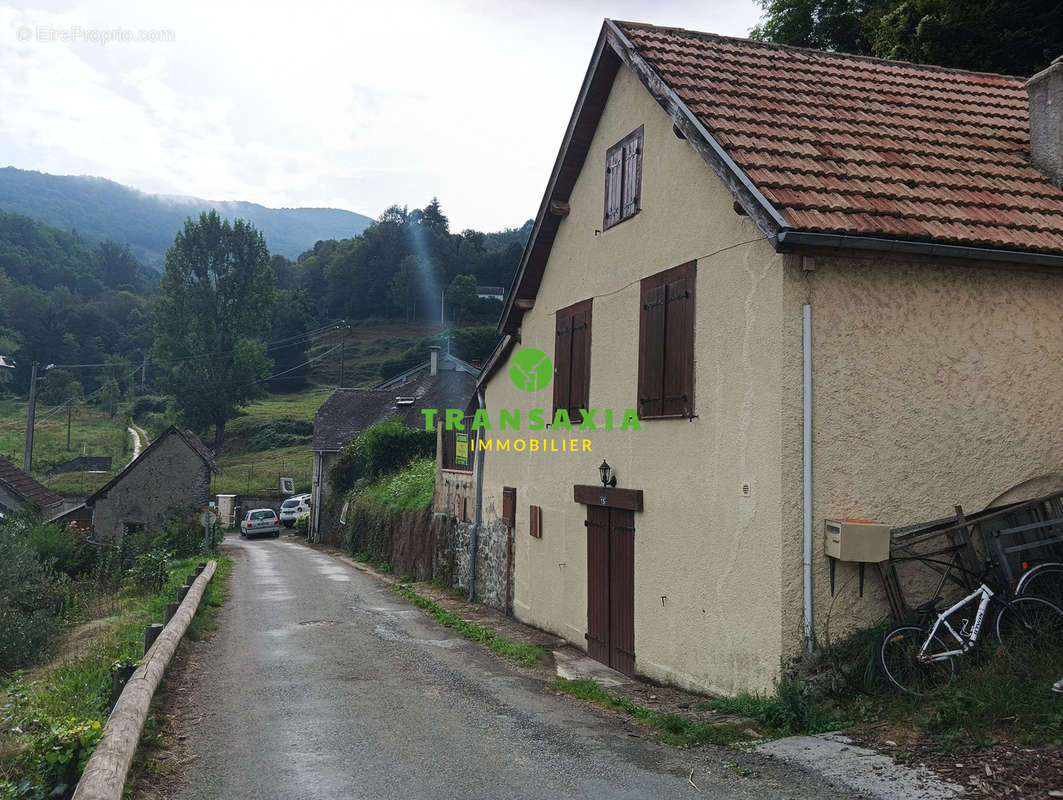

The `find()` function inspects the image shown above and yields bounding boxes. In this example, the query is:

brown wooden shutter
[638,280,666,418]
[553,312,573,415]
[529,505,542,538]
[502,486,516,528]
[662,269,695,417]
[569,306,591,415]
[604,143,623,228]
[621,126,643,219]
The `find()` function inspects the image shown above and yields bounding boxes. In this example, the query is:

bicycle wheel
[879,625,956,694]
[1016,563,1063,609]
[994,595,1063,655]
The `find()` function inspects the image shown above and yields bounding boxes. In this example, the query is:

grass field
[307,321,437,387]
[0,397,131,497]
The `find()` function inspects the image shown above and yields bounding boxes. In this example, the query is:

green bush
[24,521,92,577]
[294,513,309,535]
[328,417,435,499]
[248,418,314,452]
[0,526,63,671]
[125,549,171,593]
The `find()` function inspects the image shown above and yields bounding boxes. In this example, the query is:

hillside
[0,167,374,266]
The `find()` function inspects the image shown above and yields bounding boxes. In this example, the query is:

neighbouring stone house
[467,20,1063,695]
[310,348,479,540]
[84,426,216,541]
[0,455,64,520]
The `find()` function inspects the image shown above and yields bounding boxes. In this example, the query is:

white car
[240,508,280,538]
[278,494,311,527]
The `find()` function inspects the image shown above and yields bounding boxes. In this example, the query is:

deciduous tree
[153,211,275,448]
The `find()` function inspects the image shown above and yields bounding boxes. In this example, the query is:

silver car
[278,494,311,528]
[240,508,280,538]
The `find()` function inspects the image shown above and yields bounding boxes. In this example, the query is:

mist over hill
[0,167,374,267]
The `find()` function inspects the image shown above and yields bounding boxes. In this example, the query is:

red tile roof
[0,455,63,511]
[615,21,1063,254]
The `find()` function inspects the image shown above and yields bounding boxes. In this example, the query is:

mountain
[0,167,374,267]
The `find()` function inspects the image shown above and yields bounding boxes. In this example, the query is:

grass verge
[554,678,756,748]
[390,583,544,667]
[0,556,231,798]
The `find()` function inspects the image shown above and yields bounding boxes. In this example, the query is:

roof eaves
[477,333,517,389]
[497,25,621,337]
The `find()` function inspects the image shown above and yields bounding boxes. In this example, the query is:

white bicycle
[879,563,1063,694]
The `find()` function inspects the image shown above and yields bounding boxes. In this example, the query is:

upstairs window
[553,298,592,419]
[638,261,696,419]
[604,126,644,229]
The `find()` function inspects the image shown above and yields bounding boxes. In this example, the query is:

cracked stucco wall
[779,253,1063,655]
[479,64,786,695]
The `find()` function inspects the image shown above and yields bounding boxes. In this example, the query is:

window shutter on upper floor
[637,281,666,419]
[662,273,695,417]
[604,143,623,228]
[622,127,643,218]
[639,262,695,419]
[554,299,592,417]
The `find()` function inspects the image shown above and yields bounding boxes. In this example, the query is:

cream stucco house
[465,21,1063,695]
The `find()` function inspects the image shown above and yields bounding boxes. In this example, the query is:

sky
[0,1,763,232]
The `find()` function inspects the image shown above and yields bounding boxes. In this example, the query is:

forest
[0,200,530,402]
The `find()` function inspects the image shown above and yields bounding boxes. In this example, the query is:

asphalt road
[175,535,853,800]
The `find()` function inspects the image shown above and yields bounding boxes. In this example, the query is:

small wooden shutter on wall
[529,505,542,538]
[553,313,573,417]
[502,486,516,528]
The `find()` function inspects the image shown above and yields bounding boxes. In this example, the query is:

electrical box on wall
[824,520,891,563]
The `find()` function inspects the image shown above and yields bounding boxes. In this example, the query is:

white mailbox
[824,520,891,563]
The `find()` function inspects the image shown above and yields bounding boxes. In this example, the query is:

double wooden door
[585,505,635,675]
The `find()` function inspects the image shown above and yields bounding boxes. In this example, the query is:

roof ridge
[610,19,1032,82]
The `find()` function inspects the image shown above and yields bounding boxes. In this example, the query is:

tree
[98,377,120,418]
[268,289,313,391]
[153,211,275,448]
[872,0,1063,75]
[750,0,1062,73]
[38,368,83,406]
[444,274,478,327]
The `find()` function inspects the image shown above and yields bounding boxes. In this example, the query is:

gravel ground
[136,534,854,800]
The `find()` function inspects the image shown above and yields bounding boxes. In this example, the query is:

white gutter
[802,303,814,651]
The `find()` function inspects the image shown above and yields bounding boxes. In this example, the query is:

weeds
[553,678,756,748]
[391,583,544,666]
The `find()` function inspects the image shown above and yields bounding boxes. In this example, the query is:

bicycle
[879,562,1063,694]
[1015,560,1063,608]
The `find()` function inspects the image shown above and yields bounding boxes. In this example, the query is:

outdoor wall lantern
[598,459,617,488]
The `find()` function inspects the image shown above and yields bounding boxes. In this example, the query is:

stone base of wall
[322,504,515,615]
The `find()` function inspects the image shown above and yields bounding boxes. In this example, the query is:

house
[0,455,64,519]
[475,286,505,302]
[310,347,479,539]
[85,426,216,541]
[471,20,1063,695]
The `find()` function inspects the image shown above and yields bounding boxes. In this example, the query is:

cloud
[0,0,761,231]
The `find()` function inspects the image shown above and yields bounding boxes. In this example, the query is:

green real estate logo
[508,348,552,392]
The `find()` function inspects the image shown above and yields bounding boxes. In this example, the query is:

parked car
[278,493,311,528]
[240,508,280,538]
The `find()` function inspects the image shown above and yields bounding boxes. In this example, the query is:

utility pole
[339,336,345,388]
[141,356,146,389]
[440,289,445,328]
[66,400,72,451]
[22,361,38,473]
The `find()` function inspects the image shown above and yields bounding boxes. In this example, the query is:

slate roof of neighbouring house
[85,427,217,503]
[313,367,479,452]
[0,455,63,510]
[614,21,1063,253]
[495,19,1063,339]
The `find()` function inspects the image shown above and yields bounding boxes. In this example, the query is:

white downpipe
[802,303,814,651]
